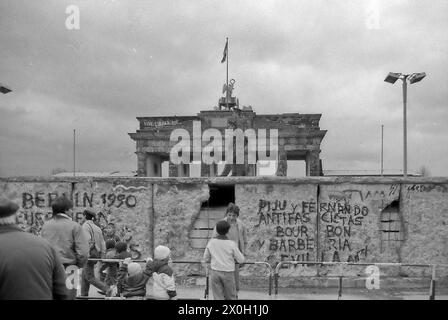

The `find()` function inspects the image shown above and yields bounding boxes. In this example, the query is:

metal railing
[80,258,274,299]
[274,261,448,300]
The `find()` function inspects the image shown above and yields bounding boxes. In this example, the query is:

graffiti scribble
[112,185,149,192]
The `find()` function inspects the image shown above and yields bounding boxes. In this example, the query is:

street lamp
[384,72,426,177]
[0,84,12,94]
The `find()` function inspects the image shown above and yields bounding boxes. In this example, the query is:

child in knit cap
[146,245,177,300]
[116,257,153,298]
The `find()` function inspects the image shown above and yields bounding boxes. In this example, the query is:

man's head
[83,209,96,221]
[51,196,73,216]
[216,220,231,236]
[225,202,240,223]
[104,222,116,236]
[0,198,19,226]
[115,241,128,253]
[106,240,116,250]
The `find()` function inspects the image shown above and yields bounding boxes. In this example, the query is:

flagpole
[73,129,76,177]
[226,37,229,110]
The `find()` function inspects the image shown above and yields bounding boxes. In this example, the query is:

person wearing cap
[116,257,154,298]
[147,245,177,300]
[0,198,68,300]
[80,209,111,297]
[41,196,89,268]
[41,195,89,299]
[204,220,245,300]
[212,202,248,294]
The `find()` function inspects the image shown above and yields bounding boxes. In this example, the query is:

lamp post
[0,84,12,94]
[384,72,426,177]
[381,124,384,177]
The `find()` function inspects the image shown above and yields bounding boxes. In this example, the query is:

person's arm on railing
[116,257,131,296]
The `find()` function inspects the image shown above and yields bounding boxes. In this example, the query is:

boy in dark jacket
[101,240,117,285]
[116,257,153,298]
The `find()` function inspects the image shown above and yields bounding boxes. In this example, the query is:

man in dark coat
[0,198,68,300]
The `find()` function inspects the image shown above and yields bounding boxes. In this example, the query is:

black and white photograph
[1,0,448,308]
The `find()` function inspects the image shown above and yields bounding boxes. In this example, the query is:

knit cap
[127,262,142,277]
[154,245,171,260]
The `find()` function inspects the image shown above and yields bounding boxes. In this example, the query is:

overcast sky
[0,0,447,177]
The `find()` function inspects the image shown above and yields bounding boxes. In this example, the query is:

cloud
[1,0,447,176]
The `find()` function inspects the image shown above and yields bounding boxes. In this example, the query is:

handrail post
[274,261,285,296]
[338,276,343,300]
[274,271,279,296]
[429,265,436,300]
[254,262,273,297]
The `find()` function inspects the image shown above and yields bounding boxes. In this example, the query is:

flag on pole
[221,39,228,63]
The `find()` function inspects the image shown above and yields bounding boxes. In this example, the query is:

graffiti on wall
[255,199,316,263]
[17,191,142,259]
[319,201,369,262]
[142,119,179,128]
[321,185,401,262]
[96,208,142,260]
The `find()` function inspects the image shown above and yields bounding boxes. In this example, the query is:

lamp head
[384,72,402,84]
[0,84,12,94]
[408,72,426,84]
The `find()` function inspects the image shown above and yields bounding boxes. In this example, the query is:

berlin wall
[1,176,448,282]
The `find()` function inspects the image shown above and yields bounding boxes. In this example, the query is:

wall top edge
[1,176,448,185]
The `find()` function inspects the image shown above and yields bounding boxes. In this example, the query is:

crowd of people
[0,196,248,300]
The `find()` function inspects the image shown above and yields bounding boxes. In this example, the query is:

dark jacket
[41,214,89,267]
[116,250,132,260]
[0,225,68,300]
[116,261,153,298]
[103,248,118,285]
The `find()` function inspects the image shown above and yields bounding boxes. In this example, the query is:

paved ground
[82,284,448,300]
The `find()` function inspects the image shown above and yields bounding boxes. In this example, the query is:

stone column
[305,152,311,176]
[146,155,162,177]
[275,140,287,176]
[136,152,147,177]
[248,164,257,176]
[200,162,211,177]
[168,162,178,177]
[178,164,190,177]
[209,163,218,177]
[307,150,321,176]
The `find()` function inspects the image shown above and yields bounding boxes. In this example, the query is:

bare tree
[417,165,431,177]
[51,168,67,175]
